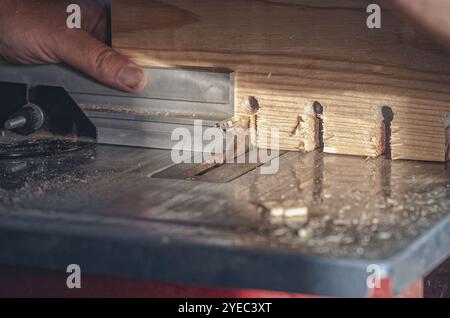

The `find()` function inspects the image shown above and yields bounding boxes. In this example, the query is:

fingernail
[117,64,145,89]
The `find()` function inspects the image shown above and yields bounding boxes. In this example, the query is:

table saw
[0,64,448,298]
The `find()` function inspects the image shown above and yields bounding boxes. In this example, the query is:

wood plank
[112,0,450,162]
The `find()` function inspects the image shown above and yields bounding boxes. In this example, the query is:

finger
[56,30,148,92]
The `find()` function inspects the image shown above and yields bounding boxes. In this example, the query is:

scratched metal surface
[0,145,449,296]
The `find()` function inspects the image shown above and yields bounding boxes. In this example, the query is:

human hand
[0,0,148,92]
[392,0,450,48]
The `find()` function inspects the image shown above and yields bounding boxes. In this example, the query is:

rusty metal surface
[0,146,448,296]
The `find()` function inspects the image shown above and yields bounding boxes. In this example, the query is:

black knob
[4,103,45,135]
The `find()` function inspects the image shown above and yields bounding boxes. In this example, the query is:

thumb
[57,30,148,92]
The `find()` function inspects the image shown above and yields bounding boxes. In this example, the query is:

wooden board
[112,0,450,162]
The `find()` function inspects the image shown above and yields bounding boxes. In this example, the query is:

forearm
[392,0,450,47]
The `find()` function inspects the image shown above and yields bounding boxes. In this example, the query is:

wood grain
[112,0,450,161]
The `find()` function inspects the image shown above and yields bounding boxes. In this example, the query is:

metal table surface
[0,145,449,297]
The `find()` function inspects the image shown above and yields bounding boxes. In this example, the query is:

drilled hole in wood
[313,102,324,151]
[382,106,394,159]
[248,96,260,112]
